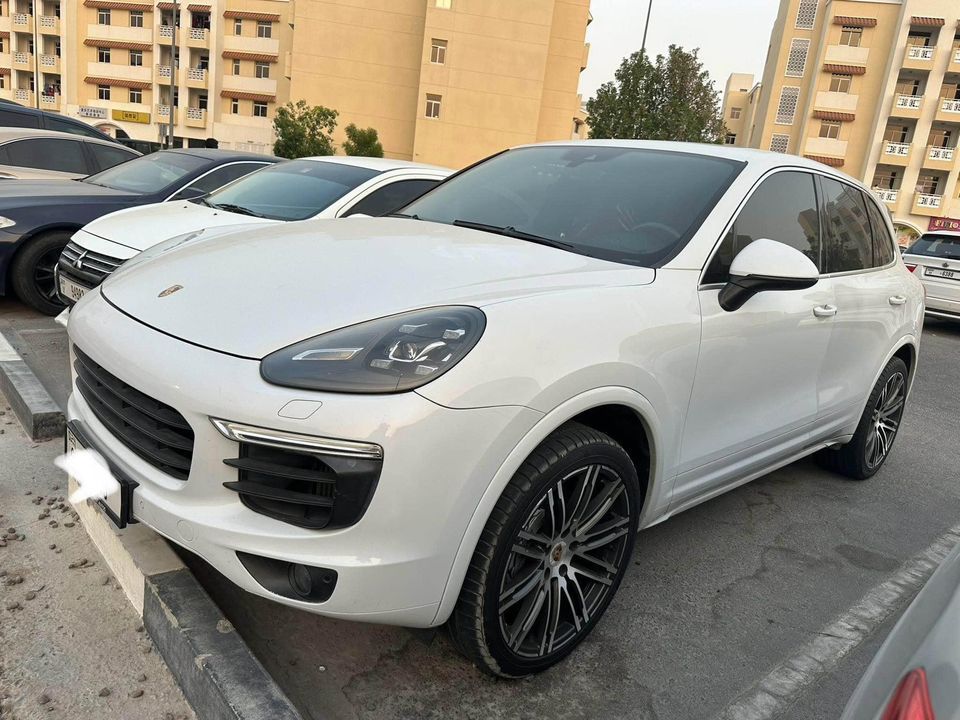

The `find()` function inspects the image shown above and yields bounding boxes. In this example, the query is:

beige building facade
[724,0,960,241]
[0,0,590,165]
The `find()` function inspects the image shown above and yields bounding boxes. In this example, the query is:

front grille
[223,442,381,529]
[73,346,194,480]
[58,241,124,288]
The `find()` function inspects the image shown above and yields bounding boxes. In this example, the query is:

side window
[87,143,138,172]
[703,171,821,283]
[44,115,107,139]
[821,177,874,273]
[342,179,441,217]
[0,108,41,128]
[172,162,266,198]
[2,138,88,174]
[864,194,895,267]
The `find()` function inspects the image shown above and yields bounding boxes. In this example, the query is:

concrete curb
[71,477,303,720]
[0,327,65,441]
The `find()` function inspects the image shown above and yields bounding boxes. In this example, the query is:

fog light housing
[289,563,313,598]
[237,552,337,603]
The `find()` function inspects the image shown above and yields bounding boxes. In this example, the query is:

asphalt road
[3,296,960,720]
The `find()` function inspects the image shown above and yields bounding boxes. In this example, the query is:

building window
[55,39,61,57]
[232,58,240,75]
[785,38,810,77]
[430,39,447,64]
[907,32,931,48]
[819,120,841,139]
[97,84,110,100]
[873,170,898,190]
[129,49,142,66]
[829,73,852,93]
[839,26,862,47]
[253,100,267,117]
[435,0,451,7]
[770,134,790,153]
[256,20,271,38]
[255,61,269,78]
[884,124,909,143]
[198,93,207,110]
[231,98,239,114]
[930,128,953,148]
[775,86,800,124]
[129,87,141,103]
[129,9,142,27]
[97,46,110,63]
[917,174,940,195]
[233,18,242,35]
[27,37,34,54]
[730,107,742,120]
[896,79,920,97]
[795,0,817,29]
[724,133,737,145]
[425,93,441,118]
[97,7,110,24]
[0,38,5,52]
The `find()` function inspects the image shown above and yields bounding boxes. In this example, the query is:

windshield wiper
[208,202,264,218]
[452,219,575,251]
[386,212,420,220]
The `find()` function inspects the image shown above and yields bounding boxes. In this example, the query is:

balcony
[824,44,870,67]
[87,62,151,83]
[221,74,277,96]
[156,64,172,79]
[912,192,944,216]
[11,13,31,29]
[903,44,935,71]
[38,15,59,34]
[892,94,924,119]
[881,140,912,166]
[805,136,848,159]
[13,88,32,104]
[185,67,207,88]
[222,34,280,56]
[12,51,31,68]
[38,92,59,109]
[936,97,960,123]
[814,91,858,114]
[187,27,208,48]
[158,25,174,42]
[39,53,59,73]
[86,24,153,43]
[155,104,179,124]
[924,145,956,171]
[873,189,899,206]
[185,106,206,128]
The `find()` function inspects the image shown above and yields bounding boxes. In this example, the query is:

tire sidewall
[10,231,71,316]
[849,357,908,478]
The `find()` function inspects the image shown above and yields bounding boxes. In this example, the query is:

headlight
[261,306,486,393]
[0,216,16,229]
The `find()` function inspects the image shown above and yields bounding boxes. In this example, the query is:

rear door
[904,233,960,319]
[0,137,89,177]
[338,177,442,217]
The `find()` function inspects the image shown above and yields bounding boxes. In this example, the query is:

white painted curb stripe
[712,524,960,720]
[0,332,19,362]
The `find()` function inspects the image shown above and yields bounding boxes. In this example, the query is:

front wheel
[816,356,909,480]
[9,231,71,315]
[448,422,641,677]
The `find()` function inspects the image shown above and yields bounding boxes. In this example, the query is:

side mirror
[719,238,819,312]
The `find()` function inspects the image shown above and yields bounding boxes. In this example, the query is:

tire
[816,357,909,480]
[9,231,71,316]
[448,422,641,677]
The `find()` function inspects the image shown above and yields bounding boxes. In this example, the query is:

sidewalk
[0,403,194,720]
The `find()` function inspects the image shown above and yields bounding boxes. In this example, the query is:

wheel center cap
[550,543,565,565]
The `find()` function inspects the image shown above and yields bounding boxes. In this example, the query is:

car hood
[0,179,138,209]
[82,200,278,253]
[99,217,652,358]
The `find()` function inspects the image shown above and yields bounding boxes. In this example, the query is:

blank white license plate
[59,275,90,303]
[65,427,124,526]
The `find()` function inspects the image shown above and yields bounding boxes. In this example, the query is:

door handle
[889,295,907,306]
[813,304,838,318]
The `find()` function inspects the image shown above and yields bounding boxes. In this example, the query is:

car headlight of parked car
[261,306,485,393]
[0,216,17,229]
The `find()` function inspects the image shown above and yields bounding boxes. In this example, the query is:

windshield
[401,145,744,267]
[83,151,208,194]
[202,160,380,220]
[908,234,960,260]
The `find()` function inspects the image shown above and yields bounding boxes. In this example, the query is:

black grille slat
[58,241,124,287]
[223,457,337,486]
[223,481,335,508]
[74,346,194,480]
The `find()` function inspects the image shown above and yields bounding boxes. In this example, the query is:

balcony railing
[186,106,204,120]
[39,15,57,27]
[156,64,172,78]
[159,24,174,38]
[39,54,57,67]
[906,45,935,61]
[12,13,28,25]
[39,92,58,106]
[13,51,30,65]
[928,146,955,162]
[14,88,30,101]
[156,103,171,117]
[895,94,923,110]
[916,193,943,209]
[883,141,911,157]
[874,189,899,204]
[188,27,207,40]
[941,98,960,114]
[186,67,206,81]
[955,48,960,64]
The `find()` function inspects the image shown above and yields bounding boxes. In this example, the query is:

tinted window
[342,179,440,217]
[0,108,41,129]
[173,162,266,198]
[864,195,895,266]
[703,171,821,283]
[203,160,379,220]
[907,234,960,260]
[87,142,138,172]
[84,151,208,193]
[1,138,88,174]
[821,177,873,273]
[44,115,108,139]
[403,146,745,267]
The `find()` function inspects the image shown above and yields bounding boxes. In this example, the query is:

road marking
[712,523,960,720]
[0,332,19,362]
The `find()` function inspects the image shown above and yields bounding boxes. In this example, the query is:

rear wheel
[816,357,908,480]
[448,422,641,677]
[10,231,71,315]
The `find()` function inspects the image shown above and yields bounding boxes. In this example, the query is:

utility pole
[640,0,653,59]
[32,3,39,109]
[167,0,178,148]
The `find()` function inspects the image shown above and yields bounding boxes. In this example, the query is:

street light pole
[167,0,178,148]
[640,0,653,59]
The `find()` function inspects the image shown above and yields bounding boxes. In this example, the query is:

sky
[579,0,780,102]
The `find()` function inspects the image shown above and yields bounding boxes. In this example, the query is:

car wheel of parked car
[448,422,641,677]
[10,231,70,316]
[816,356,909,481]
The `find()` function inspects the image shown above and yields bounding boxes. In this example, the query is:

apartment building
[723,0,960,241]
[722,73,760,147]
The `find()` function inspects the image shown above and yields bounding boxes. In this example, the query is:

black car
[0,104,120,143]
[0,148,280,314]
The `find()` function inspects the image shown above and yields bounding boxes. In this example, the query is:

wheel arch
[4,223,82,294]
[432,386,665,626]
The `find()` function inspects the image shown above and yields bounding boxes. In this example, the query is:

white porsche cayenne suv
[65,141,923,677]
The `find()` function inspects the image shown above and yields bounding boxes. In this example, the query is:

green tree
[587,46,727,143]
[342,124,384,157]
[272,100,339,158]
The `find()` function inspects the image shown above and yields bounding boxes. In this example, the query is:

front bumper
[67,292,541,626]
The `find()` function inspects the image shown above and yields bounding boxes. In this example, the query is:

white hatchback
[66,141,923,677]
